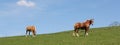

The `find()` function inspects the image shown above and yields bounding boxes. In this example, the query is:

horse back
[74,22,83,28]
[26,26,35,31]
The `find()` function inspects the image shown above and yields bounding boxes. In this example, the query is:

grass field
[0,26,120,45]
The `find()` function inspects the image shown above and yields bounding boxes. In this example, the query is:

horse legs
[26,30,31,37]
[26,30,28,37]
[32,30,36,37]
[73,28,76,36]
[73,28,79,37]
[76,29,79,37]
[28,31,31,36]
[85,27,89,36]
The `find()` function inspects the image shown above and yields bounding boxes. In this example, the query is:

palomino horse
[26,26,36,37]
[73,19,94,37]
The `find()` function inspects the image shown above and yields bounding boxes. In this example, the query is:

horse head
[89,19,94,25]
[86,19,94,25]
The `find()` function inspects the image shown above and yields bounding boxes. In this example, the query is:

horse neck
[85,20,91,25]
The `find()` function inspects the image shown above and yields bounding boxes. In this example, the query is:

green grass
[0,26,120,45]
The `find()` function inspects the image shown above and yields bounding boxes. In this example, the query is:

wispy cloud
[17,0,35,7]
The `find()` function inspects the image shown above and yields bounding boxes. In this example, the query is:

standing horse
[73,19,94,37]
[26,26,36,37]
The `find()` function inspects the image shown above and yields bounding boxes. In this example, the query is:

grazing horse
[26,26,36,37]
[73,19,94,37]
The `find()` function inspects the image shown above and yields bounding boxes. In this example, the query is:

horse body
[26,26,36,37]
[73,19,94,37]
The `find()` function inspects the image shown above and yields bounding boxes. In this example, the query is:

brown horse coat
[73,19,94,37]
[26,26,36,37]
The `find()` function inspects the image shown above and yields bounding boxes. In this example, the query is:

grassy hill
[0,26,120,45]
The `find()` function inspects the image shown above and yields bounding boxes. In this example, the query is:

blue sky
[0,0,120,37]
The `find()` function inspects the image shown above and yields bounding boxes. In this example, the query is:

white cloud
[17,0,35,7]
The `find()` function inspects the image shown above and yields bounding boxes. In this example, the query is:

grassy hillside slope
[0,26,120,45]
